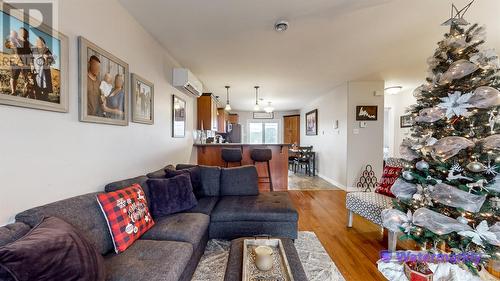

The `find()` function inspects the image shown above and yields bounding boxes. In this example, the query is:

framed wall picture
[0,3,69,112]
[253,112,274,119]
[172,95,186,138]
[400,115,414,128]
[78,36,129,126]
[305,109,318,136]
[131,74,154,124]
[355,105,378,121]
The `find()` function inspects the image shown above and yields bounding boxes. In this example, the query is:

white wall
[231,110,300,143]
[346,81,385,188]
[384,89,416,158]
[300,81,385,190]
[0,0,197,225]
[300,83,348,188]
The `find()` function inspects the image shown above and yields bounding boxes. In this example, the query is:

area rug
[192,231,346,281]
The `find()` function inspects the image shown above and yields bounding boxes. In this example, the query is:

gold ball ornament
[466,161,486,173]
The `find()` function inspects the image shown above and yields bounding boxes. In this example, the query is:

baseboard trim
[317,173,347,190]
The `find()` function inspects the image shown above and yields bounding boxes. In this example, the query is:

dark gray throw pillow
[165,167,202,197]
[0,217,105,281]
[147,174,198,218]
[220,165,259,196]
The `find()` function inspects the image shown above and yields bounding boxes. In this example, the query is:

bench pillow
[375,166,402,198]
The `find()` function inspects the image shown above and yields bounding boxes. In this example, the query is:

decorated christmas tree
[382,2,500,274]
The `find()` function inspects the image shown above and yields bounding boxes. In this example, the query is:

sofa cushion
[97,184,155,253]
[15,192,113,255]
[105,176,150,206]
[0,217,105,281]
[177,165,221,196]
[141,213,209,250]
[346,191,393,226]
[220,166,259,196]
[147,175,197,217]
[0,222,30,247]
[184,196,219,215]
[104,240,192,281]
[211,192,298,222]
[146,165,175,178]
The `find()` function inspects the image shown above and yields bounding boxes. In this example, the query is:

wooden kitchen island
[195,143,290,191]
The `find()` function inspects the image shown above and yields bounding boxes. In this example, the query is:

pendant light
[253,86,260,111]
[224,86,232,111]
[264,102,274,113]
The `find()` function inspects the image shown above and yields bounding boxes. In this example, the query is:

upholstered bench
[346,192,397,250]
[345,158,405,251]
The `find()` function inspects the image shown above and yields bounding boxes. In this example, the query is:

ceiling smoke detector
[274,20,289,32]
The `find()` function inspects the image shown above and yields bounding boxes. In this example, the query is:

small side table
[224,237,308,281]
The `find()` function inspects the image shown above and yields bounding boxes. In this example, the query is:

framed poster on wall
[305,109,318,136]
[172,95,186,138]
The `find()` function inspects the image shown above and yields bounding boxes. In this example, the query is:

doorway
[283,115,300,145]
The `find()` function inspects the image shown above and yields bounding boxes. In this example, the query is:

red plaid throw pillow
[375,166,402,198]
[96,184,154,253]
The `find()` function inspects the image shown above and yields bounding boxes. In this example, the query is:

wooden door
[283,115,300,145]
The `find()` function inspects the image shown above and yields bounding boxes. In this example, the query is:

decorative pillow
[0,217,105,281]
[96,184,154,253]
[375,166,402,197]
[147,174,198,217]
[166,166,202,197]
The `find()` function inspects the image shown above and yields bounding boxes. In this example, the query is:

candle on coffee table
[254,246,273,271]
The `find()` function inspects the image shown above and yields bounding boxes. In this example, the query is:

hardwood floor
[288,190,403,281]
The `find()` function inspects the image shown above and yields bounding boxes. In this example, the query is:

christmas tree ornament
[481,134,500,150]
[437,91,473,118]
[416,160,429,171]
[485,161,499,176]
[466,161,486,173]
[381,209,413,233]
[414,107,446,123]
[430,136,475,160]
[399,139,420,161]
[466,179,489,193]
[390,178,418,200]
[468,86,500,108]
[495,155,500,163]
[402,170,414,181]
[431,183,487,213]
[458,220,500,247]
[446,162,473,181]
[487,175,500,193]
[412,208,472,235]
[439,59,478,84]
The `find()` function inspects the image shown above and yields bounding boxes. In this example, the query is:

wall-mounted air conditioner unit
[172,68,203,97]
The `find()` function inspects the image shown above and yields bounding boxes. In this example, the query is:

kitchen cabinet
[228,114,239,124]
[217,108,229,133]
[197,93,219,131]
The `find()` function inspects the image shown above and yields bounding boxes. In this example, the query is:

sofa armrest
[220,166,259,196]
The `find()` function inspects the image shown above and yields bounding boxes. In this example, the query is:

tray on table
[242,238,294,281]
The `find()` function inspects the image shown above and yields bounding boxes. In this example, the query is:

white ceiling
[119,0,500,111]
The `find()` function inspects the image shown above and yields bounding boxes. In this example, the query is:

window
[248,122,279,144]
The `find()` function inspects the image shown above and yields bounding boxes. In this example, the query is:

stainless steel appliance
[227,124,241,143]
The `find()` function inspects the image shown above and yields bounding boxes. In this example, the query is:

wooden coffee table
[224,237,308,281]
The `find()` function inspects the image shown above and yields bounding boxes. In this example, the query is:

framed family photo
[172,95,186,138]
[305,109,318,136]
[78,36,129,126]
[131,74,154,124]
[400,115,414,128]
[0,3,69,112]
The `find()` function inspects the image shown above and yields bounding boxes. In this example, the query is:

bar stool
[221,148,243,167]
[250,148,273,191]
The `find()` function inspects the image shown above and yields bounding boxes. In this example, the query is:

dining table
[288,148,316,176]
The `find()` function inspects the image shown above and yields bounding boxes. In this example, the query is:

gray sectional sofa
[0,164,298,281]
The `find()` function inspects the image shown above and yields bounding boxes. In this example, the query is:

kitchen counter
[195,143,290,191]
